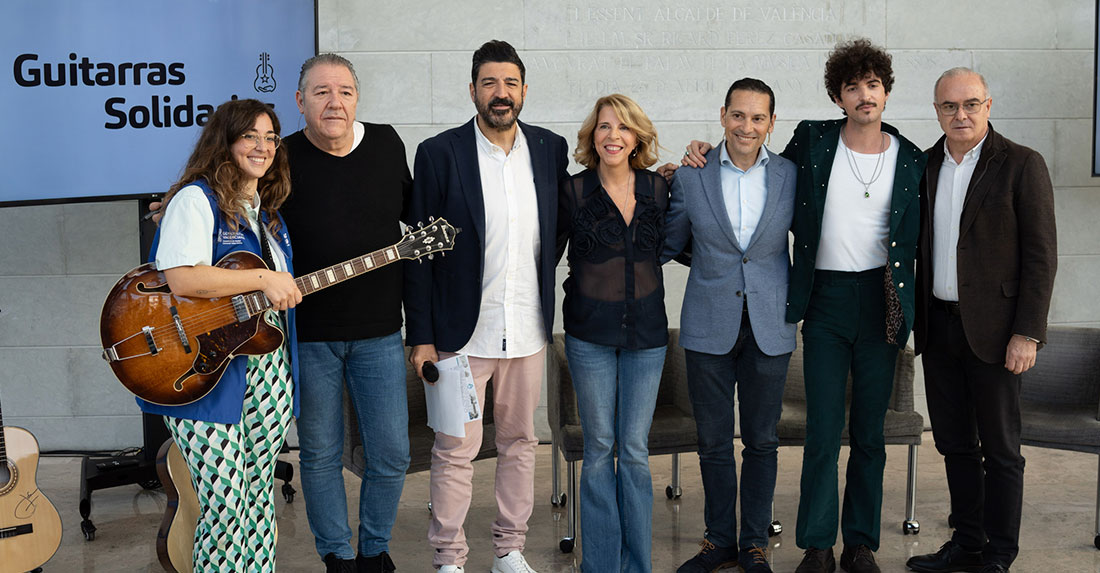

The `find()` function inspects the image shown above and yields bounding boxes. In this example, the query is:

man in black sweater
[283,53,411,573]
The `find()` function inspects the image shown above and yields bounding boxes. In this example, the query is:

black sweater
[281,122,412,342]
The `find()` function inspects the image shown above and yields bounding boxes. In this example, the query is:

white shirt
[156,184,287,272]
[932,135,987,301]
[457,120,545,359]
[719,142,769,248]
[817,133,899,271]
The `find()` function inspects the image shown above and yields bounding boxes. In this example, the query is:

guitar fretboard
[293,245,401,296]
[0,399,5,467]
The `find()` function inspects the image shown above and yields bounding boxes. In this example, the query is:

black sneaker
[840,544,880,573]
[795,547,836,573]
[357,551,396,572]
[677,538,739,573]
[324,553,358,573]
[906,540,983,572]
[740,545,773,573]
[978,565,1008,573]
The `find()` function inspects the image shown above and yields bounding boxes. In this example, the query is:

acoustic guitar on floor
[0,397,62,573]
[100,218,457,406]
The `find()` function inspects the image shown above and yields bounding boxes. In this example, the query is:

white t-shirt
[816,133,898,272]
[155,184,288,272]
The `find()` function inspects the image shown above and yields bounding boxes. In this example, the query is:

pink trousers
[428,348,545,567]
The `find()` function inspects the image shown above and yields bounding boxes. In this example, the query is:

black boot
[357,551,396,573]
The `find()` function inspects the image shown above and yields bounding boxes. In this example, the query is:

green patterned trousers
[166,344,294,572]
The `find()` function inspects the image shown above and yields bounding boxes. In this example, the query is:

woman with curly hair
[139,98,301,571]
[556,93,668,573]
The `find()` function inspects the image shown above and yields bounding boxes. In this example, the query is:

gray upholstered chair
[774,331,925,535]
[341,347,497,478]
[546,329,697,553]
[1018,326,1100,549]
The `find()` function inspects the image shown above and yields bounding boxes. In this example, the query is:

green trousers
[795,268,899,552]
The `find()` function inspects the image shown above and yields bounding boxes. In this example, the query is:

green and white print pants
[166,345,294,572]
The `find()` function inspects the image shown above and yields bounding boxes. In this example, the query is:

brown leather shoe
[795,547,836,573]
[840,544,880,573]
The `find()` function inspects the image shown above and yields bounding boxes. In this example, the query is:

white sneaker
[491,551,538,573]
[437,566,464,573]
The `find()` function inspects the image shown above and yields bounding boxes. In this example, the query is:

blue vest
[138,180,299,424]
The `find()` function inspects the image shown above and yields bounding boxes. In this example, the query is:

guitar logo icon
[254,52,276,93]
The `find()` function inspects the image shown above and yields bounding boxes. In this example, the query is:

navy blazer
[662,147,797,356]
[404,118,570,352]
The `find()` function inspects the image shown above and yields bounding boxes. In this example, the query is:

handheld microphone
[422,361,439,383]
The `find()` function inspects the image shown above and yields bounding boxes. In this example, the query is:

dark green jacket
[781,119,928,347]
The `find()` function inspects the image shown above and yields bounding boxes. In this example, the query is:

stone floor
[25,437,1100,572]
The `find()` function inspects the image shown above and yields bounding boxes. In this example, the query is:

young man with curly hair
[780,38,927,573]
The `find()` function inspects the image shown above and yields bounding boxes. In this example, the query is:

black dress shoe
[906,540,983,572]
[978,565,1008,572]
[357,551,396,572]
[795,547,836,573]
[840,544,880,573]
[676,538,738,572]
[325,553,358,573]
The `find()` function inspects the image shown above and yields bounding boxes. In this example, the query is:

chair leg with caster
[903,443,920,535]
[768,503,782,536]
[560,460,578,553]
[1093,456,1100,549]
[666,453,683,499]
[551,438,565,507]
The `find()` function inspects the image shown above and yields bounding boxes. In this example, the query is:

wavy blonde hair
[162,99,291,233]
[574,94,659,170]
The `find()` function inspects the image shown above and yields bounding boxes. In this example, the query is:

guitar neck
[293,243,401,297]
[0,398,6,468]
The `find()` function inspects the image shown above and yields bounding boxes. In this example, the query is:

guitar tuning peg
[418,221,425,228]
[427,254,434,260]
[428,215,435,222]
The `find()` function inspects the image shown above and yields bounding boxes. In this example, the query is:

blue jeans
[296,331,410,560]
[684,310,790,555]
[565,335,666,573]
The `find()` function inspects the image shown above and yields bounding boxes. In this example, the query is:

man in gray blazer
[663,78,797,573]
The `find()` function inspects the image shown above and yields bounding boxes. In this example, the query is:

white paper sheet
[422,354,482,438]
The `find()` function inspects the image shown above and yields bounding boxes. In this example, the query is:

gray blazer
[662,146,797,356]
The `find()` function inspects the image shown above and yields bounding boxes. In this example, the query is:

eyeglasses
[935,98,989,116]
[240,133,281,149]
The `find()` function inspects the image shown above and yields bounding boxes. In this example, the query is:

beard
[475,95,524,130]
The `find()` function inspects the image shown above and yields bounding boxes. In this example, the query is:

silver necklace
[841,131,886,198]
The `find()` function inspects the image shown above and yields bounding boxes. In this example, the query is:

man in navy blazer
[663,78,797,573]
[403,40,569,573]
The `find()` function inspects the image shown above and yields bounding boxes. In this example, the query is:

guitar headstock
[396,217,459,261]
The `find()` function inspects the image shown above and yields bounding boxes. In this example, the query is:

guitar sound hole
[0,461,14,493]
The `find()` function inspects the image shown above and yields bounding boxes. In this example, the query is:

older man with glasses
[907,67,1057,573]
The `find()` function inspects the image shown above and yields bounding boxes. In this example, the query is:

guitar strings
[128,240,423,355]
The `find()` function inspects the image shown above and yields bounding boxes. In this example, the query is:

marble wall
[3,0,1097,449]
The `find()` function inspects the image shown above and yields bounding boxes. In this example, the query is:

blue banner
[1,0,316,205]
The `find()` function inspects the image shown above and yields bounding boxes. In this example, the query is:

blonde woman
[556,94,668,573]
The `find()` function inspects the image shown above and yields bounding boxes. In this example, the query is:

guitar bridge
[170,306,192,354]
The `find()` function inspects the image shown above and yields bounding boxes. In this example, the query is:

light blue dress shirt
[720,142,770,248]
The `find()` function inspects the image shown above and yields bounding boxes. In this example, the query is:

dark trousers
[684,308,791,553]
[922,303,1024,568]
[796,268,899,552]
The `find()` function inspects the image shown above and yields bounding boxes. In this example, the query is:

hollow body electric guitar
[0,399,62,573]
[101,218,457,406]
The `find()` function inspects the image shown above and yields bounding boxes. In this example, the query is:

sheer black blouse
[556,168,669,350]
